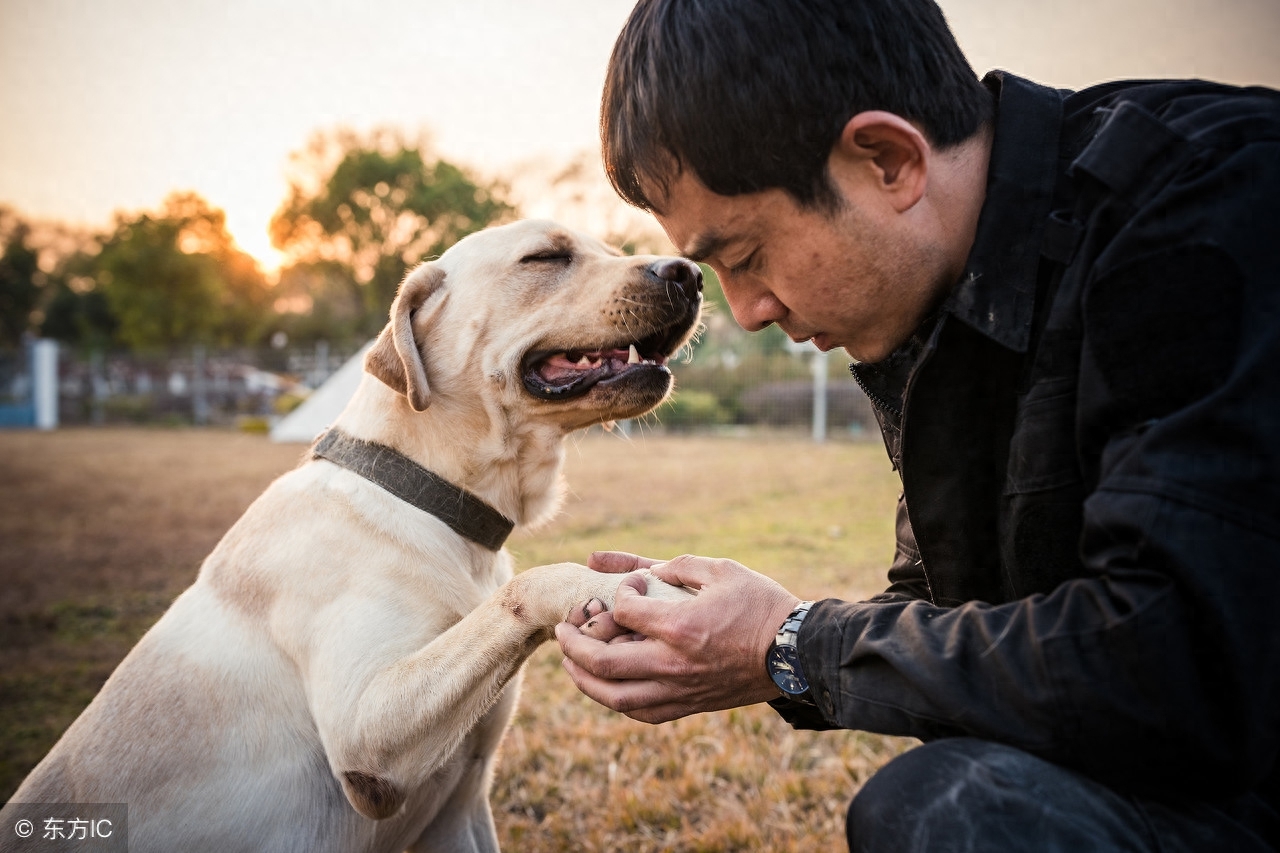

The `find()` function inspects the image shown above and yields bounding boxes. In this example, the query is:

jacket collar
[945,72,1066,353]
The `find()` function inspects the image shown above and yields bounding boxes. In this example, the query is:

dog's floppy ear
[364,263,445,412]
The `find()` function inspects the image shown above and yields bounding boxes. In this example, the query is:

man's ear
[829,111,930,213]
[364,263,446,412]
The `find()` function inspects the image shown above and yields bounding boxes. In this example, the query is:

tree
[95,192,268,351]
[269,128,514,337]
[214,232,274,346]
[0,210,43,348]
[271,260,366,346]
[39,249,117,349]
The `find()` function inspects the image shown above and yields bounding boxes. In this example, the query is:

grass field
[0,427,916,850]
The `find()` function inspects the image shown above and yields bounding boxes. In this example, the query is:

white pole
[811,348,828,443]
[192,344,209,426]
[32,339,58,430]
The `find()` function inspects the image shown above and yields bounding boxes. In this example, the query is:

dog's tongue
[538,354,593,383]
[536,349,633,383]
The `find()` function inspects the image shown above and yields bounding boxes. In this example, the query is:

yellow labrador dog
[8,220,701,851]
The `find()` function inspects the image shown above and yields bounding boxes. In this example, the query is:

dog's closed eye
[520,249,573,265]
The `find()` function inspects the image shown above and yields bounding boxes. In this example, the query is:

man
[556,0,1280,850]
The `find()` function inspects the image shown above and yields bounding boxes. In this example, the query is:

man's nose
[720,275,785,333]
[646,258,704,301]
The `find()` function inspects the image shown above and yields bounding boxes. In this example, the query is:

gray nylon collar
[311,428,515,551]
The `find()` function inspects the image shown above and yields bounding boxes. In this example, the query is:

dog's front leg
[404,671,516,853]
[312,563,686,821]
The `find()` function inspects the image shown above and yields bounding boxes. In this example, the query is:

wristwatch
[766,601,815,702]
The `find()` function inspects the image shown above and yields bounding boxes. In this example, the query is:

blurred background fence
[32,342,352,430]
[0,338,877,438]
[660,343,875,439]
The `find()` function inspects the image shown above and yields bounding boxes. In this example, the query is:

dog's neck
[332,376,568,531]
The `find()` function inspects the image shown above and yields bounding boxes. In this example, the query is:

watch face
[767,644,809,695]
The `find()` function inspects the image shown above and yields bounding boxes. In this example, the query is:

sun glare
[225,210,285,276]
[240,234,286,277]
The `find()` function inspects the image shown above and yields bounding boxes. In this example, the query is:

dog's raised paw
[634,568,696,602]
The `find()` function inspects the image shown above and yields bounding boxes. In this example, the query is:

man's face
[651,171,949,364]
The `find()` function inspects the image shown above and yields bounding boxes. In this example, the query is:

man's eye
[729,251,758,275]
[521,251,572,264]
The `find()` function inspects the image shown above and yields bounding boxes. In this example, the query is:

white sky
[2,0,1278,269]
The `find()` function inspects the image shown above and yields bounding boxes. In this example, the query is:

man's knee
[845,737,1150,853]
[847,738,998,852]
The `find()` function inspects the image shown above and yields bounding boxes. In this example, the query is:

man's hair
[601,0,992,211]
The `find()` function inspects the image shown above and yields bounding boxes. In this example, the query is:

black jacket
[776,73,1280,831]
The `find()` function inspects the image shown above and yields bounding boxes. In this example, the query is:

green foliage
[270,128,515,340]
[98,217,221,350]
[39,253,117,349]
[94,193,269,351]
[270,260,365,345]
[235,415,271,435]
[214,236,274,346]
[273,391,308,416]
[657,388,731,430]
[3,199,270,354]
[0,215,42,347]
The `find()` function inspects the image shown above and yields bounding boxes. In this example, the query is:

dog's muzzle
[521,260,703,401]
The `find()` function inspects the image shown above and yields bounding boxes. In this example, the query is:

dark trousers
[847,738,1275,852]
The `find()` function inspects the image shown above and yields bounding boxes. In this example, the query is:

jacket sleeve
[779,136,1280,801]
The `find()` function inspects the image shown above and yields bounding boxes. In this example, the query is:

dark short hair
[602,0,992,211]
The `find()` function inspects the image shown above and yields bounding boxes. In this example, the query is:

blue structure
[0,339,58,429]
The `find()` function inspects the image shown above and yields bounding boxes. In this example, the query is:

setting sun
[225,208,285,275]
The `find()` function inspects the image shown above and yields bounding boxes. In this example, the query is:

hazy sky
[2,0,1278,268]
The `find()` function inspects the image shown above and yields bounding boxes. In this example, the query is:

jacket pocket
[1005,377,1083,495]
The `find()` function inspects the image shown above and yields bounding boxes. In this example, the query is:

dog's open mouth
[522,327,682,401]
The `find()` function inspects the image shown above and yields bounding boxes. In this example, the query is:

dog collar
[311,428,515,551]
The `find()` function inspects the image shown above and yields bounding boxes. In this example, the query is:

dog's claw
[581,597,607,621]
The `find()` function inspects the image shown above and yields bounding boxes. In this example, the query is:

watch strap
[776,600,814,647]
[770,600,816,704]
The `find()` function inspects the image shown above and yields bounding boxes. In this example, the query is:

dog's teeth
[628,344,642,364]
[576,355,593,368]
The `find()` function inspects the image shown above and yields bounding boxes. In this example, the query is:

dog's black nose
[647,258,704,300]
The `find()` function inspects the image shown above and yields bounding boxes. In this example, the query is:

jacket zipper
[848,363,903,418]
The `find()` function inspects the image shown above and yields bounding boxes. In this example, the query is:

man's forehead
[649,173,749,261]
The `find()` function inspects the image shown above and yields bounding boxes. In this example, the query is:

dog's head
[365,219,703,429]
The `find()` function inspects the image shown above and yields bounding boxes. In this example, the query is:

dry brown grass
[0,427,915,849]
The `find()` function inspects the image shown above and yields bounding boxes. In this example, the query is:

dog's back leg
[406,780,500,853]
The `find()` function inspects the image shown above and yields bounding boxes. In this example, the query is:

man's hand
[555,551,800,723]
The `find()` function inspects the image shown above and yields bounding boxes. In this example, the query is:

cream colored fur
[9,220,698,852]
